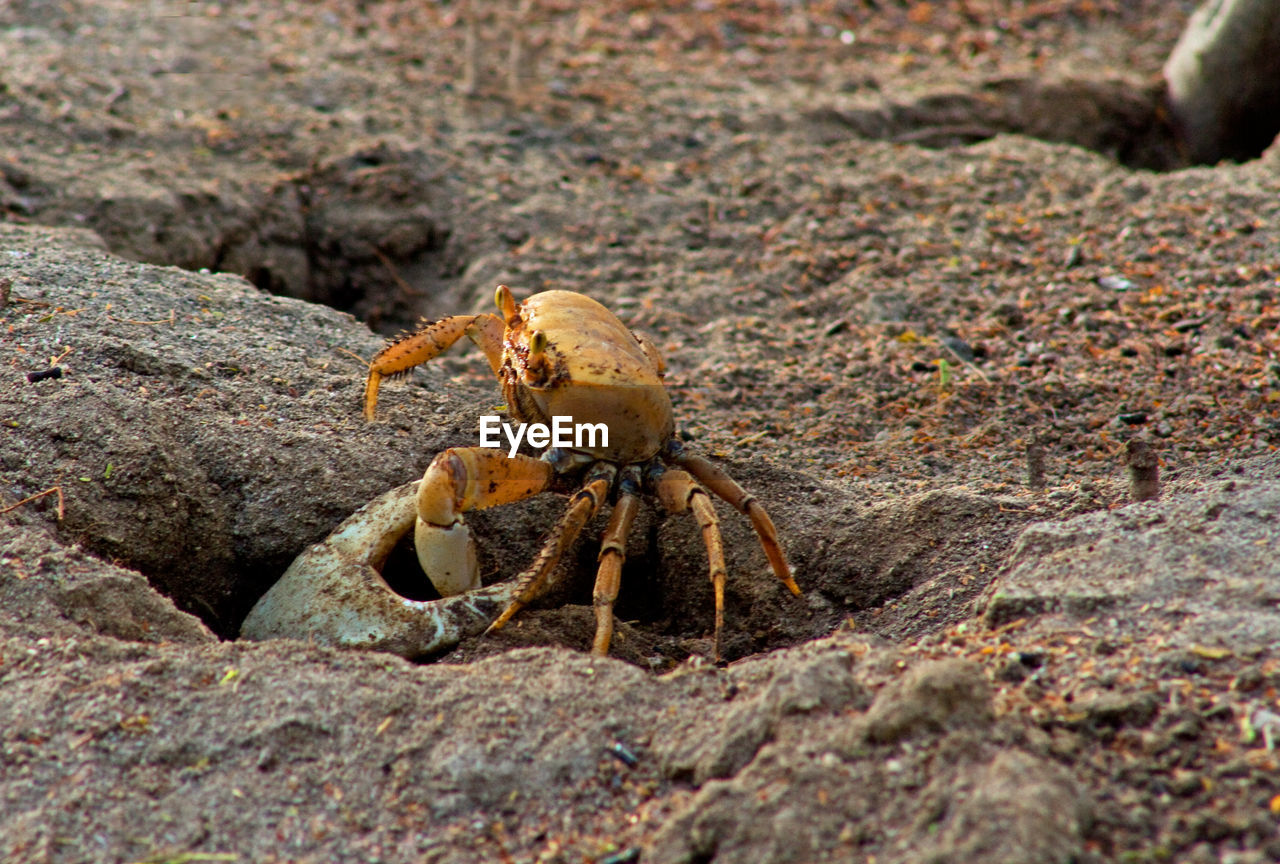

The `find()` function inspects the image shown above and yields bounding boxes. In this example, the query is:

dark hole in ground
[808,75,1187,171]
[1212,112,1280,165]
[222,144,464,333]
[57,142,466,337]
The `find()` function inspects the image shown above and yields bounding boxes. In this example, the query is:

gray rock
[655,644,868,784]
[1165,0,1280,162]
[860,658,993,745]
[909,750,1088,864]
[982,467,1280,649]
[0,520,213,645]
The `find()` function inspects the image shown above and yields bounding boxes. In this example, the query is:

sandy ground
[3,1,1280,861]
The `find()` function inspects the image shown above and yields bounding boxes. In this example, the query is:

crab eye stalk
[529,329,547,357]
[523,329,551,384]
[495,284,519,325]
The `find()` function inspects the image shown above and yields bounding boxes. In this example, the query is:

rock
[859,658,994,745]
[648,709,1080,864]
[0,222,435,635]
[1068,691,1160,733]
[982,466,1280,648]
[655,644,868,784]
[688,702,774,784]
[911,750,1088,864]
[758,645,867,717]
[1164,0,1280,163]
[0,521,213,645]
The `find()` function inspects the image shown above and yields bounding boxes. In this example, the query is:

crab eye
[495,284,519,323]
[529,329,547,357]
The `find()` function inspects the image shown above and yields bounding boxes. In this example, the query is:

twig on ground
[0,486,66,521]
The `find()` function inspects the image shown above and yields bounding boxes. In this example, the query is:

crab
[241,285,799,660]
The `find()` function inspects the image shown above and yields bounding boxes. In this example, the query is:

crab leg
[654,465,730,662]
[416,447,554,596]
[363,312,505,420]
[591,466,642,656]
[669,449,800,597]
[488,462,618,634]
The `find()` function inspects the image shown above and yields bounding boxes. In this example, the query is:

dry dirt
[3,1,1280,862]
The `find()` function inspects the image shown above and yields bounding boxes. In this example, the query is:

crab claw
[240,481,518,659]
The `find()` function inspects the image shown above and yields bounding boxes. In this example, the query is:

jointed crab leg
[654,464,730,661]
[592,466,642,656]
[488,462,619,635]
[668,444,800,598]
[363,313,505,420]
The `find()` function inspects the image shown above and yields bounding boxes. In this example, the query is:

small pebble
[26,366,64,383]
[995,659,1028,683]
[1233,666,1265,692]
[992,301,1025,329]
[608,741,639,768]
[1099,275,1134,292]
[942,336,975,362]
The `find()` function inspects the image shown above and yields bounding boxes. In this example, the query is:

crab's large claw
[240,480,518,659]
[414,447,556,595]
